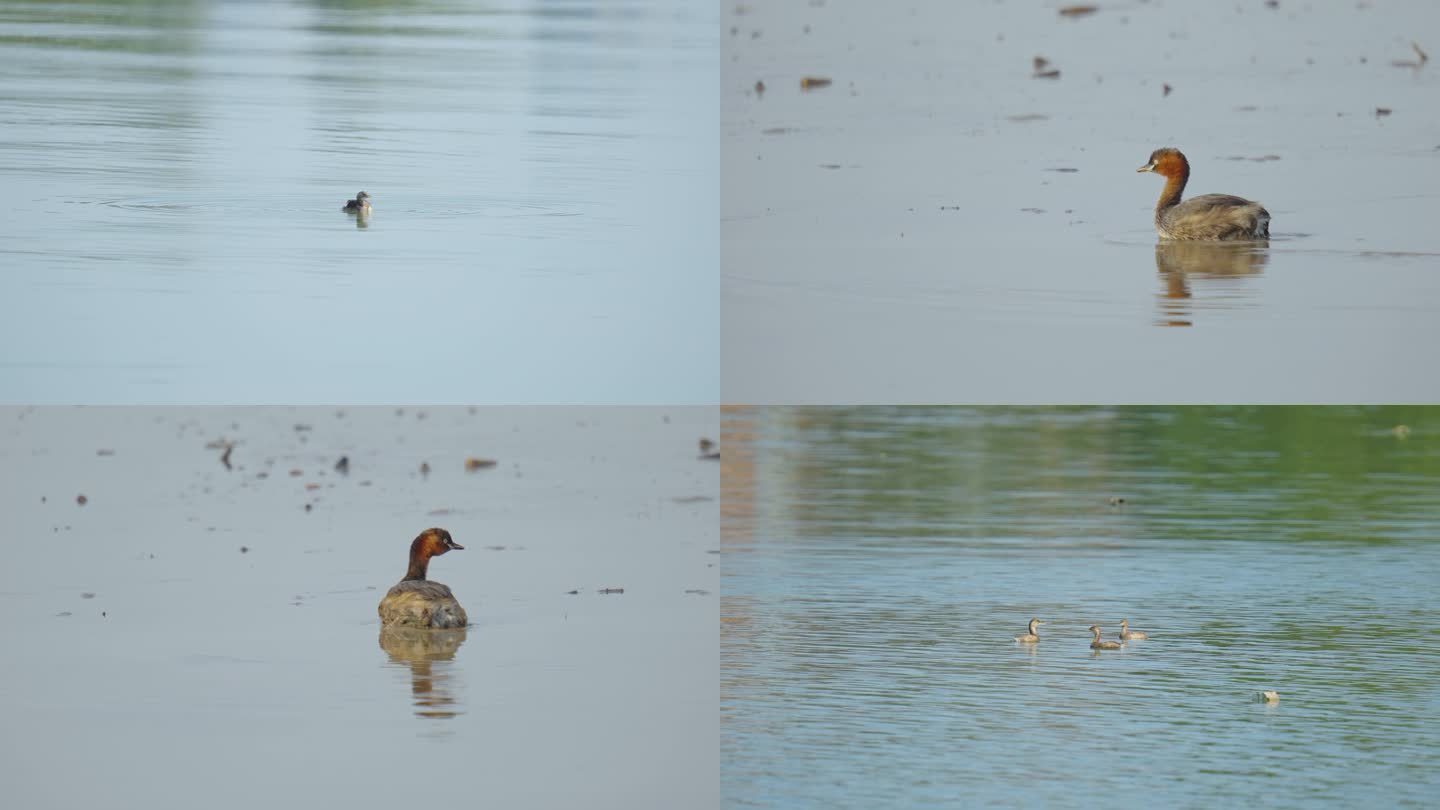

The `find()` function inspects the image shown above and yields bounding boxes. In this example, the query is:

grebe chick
[1119,619,1148,640]
[1014,617,1043,643]
[1089,625,1123,650]
[1137,148,1270,241]
[342,191,371,213]
[378,528,468,629]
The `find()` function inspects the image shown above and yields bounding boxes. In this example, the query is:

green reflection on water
[758,406,1439,544]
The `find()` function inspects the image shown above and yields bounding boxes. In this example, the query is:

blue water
[0,0,717,403]
[722,407,1440,808]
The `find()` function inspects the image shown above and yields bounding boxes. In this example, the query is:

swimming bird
[342,191,372,214]
[1089,625,1123,650]
[1119,619,1148,640]
[378,528,468,629]
[1137,148,1270,240]
[1014,617,1043,643]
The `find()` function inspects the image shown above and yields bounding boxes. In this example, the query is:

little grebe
[1119,619,1148,640]
[1137,148,1270,240]
[1089,625,1123,650]
[1014,617,1043,643]
[342,191,371,214]
[378,528,468,629]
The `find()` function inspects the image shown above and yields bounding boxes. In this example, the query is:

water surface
[0,0,717,403]
[723,3,1440,402]
[0,406,718,808]
[721,406,1440,807]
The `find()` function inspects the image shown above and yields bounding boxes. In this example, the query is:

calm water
[723,2,1440,402]
[0,407,718,809]
[0,0,717,403]
[721,407,1440,807]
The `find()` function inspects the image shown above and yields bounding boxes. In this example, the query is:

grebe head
[1028,618,1043,634]
[1120,619,1129,629]
[1137,148,1189,178]
[356,191,370,202]
[1088,624,1102,637]
[404,527,464,580]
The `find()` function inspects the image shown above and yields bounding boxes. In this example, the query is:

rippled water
[0,0,717,403]
[723,2,1440,402]
[721,406,1440,807]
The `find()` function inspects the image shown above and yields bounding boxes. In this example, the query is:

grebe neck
[1156,170,1188,212]
[404,553,431,581]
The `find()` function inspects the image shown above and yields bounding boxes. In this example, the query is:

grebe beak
[449,541,465,551]
[1136,162,1155,173]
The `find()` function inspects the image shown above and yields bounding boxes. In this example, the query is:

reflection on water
[722,406,1440,808]
[380,626,468,722]
[1154,241,1269,327]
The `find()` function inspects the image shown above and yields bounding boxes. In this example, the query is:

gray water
[723,2,1440,402]
[0,0,717,403]
[721,406,1440,808]
[0,406,719,809]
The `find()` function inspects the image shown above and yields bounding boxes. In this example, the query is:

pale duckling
[1014,617,1043,643]
[1119,619,1148,640]
[1137,148,1270,240]
[342,191,372,214]
[378,528,468,629]
[1089,625,1123,650]
[1260,691,1280,703]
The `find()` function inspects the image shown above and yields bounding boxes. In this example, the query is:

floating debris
[304,503,313,512]
[304,483,321,491]
[799,76,832,90]
[1033,68,1061,80]
[699,438,721,460]
[684,589,712,596]
[1376,107,1393,118]
[754,79,766,95]
[76,494,88,506]
[464,457,497,472]
[334,456,349,475]
[1020,207,1046,214]
[1393,425,1411,439]
[565,589,579,595]
[81,592,95,599]
[598,587,625,595]
[1033,56,1050,72]
[1391,41,1429,69]
[1058,5,1098,17]
[1044,167,1079,173]
[1108,496,1127,506]
[289,469,303,477]
[220,443,234,471]
[96,449,115,457]
[1163,83,1173,97]
[1007,114,1049,122]
[293,423,313,433]
[240,546,250,554]
[420,461,431,477]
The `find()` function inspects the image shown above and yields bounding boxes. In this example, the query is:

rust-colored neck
[404,538,432,581]
[1156,168,1188,212]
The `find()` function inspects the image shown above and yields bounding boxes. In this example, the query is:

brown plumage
[378,528,468,629]
[1119,619,1148,640]
[1137,148,1270,240]
[1089,625,1124,650]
